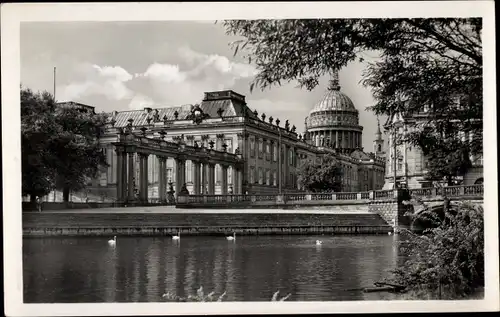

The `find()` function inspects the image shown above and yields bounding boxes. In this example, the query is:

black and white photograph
[2,1,498,315]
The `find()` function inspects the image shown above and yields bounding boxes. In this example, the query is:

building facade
[47,82,386,202]
[382,104,483,189]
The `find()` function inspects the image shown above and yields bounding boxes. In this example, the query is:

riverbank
[23,209,393,237]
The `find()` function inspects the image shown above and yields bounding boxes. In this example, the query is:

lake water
[23,235,403,302]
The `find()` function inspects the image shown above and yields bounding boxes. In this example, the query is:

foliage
[222,18,483,181]
[21,87,108,201]
[297,153,343,192]
[387,201,484,299]
[52,106,108,201]
[161,286,291,302]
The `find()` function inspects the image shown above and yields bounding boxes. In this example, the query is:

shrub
[386,201,484,299]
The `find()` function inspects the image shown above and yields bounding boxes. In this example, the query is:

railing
[463,184,484,196]
[254,195,276,202]
[360,192,370,200]
[335,192,358,200]
[285,194,307,201]
[373,190,393,200]
[175,185,484,205]
[311,193,332,200]
[410,184,484,198]
[408,188,435,198]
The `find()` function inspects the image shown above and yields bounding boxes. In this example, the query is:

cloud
[128,94,155,110]
[58,46,258,108]
[134,46,258,105]
[59,64,134,101]
[92,65,133,82]
[138,63,186,83]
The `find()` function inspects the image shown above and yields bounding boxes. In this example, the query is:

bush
[386,201,484,299]
[161,286,291,302]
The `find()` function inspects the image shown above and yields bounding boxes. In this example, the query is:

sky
[20,20,383,151]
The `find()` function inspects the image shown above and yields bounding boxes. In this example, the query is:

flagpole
[53,66,56,101]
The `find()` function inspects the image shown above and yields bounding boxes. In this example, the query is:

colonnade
[309,130,362,150]
[115,147,243,202]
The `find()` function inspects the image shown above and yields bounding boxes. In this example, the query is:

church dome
[308,85,357,114]
[304,74,364,154]
[305,77,359,129]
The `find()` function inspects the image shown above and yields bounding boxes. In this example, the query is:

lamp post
[278,127,282,195]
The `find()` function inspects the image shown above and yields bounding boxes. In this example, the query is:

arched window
[377,144,382,152]
[474,178,484,185]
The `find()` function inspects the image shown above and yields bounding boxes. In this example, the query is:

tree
[222,18,483,181]
[21,87,59,201]
[297,153,342,192]
[21,87,108,202]
[388,202,484,299]
[51,106,108,202]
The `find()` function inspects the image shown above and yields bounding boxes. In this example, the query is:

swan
[172,231,180,240]
[226,232,236,241]
[108,236,116,246]
[315,240,322,245]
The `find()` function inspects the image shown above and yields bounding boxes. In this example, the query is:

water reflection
[23,235,401,303]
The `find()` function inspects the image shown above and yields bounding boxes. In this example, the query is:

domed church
[304,73,364,154]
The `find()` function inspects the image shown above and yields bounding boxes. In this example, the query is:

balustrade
[463,184,483,195]
[373,190,392,200]
[334,192,358,200]
[311,193,332,200]
[360,192,370,200]
[254,195,276,202]
[153,184,484,206]
[285,194,307,201]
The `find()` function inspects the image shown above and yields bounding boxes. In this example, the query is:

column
[234,166,241,194]
[158,157,166,202]
[201,162,207,194]
[208,163,216,195]
[139,153,145,201]
[221,164,228,195]
[127,152,135,201]
[175,157,186,197]
[283,144,290,188]
[140,153,149,202]
[115,148,123,202]
[193,160,201,195]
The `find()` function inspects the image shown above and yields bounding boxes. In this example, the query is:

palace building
[46,76,387,202]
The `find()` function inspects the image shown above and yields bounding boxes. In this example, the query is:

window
[289,149,293,166]
[186,160,193,182]
[258,168,263,184]
[273,171,277,186]
[224,139,233,153]
[377,144,382,152]
[250,167,255,184]
[167,168,173,183]
[273,144,278,161]
[216,164,220,183]
[250,137,255,157]
[266,142,270,160]
[266,169,270,185]
[228,166,233,184]
[258,139,263,158]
